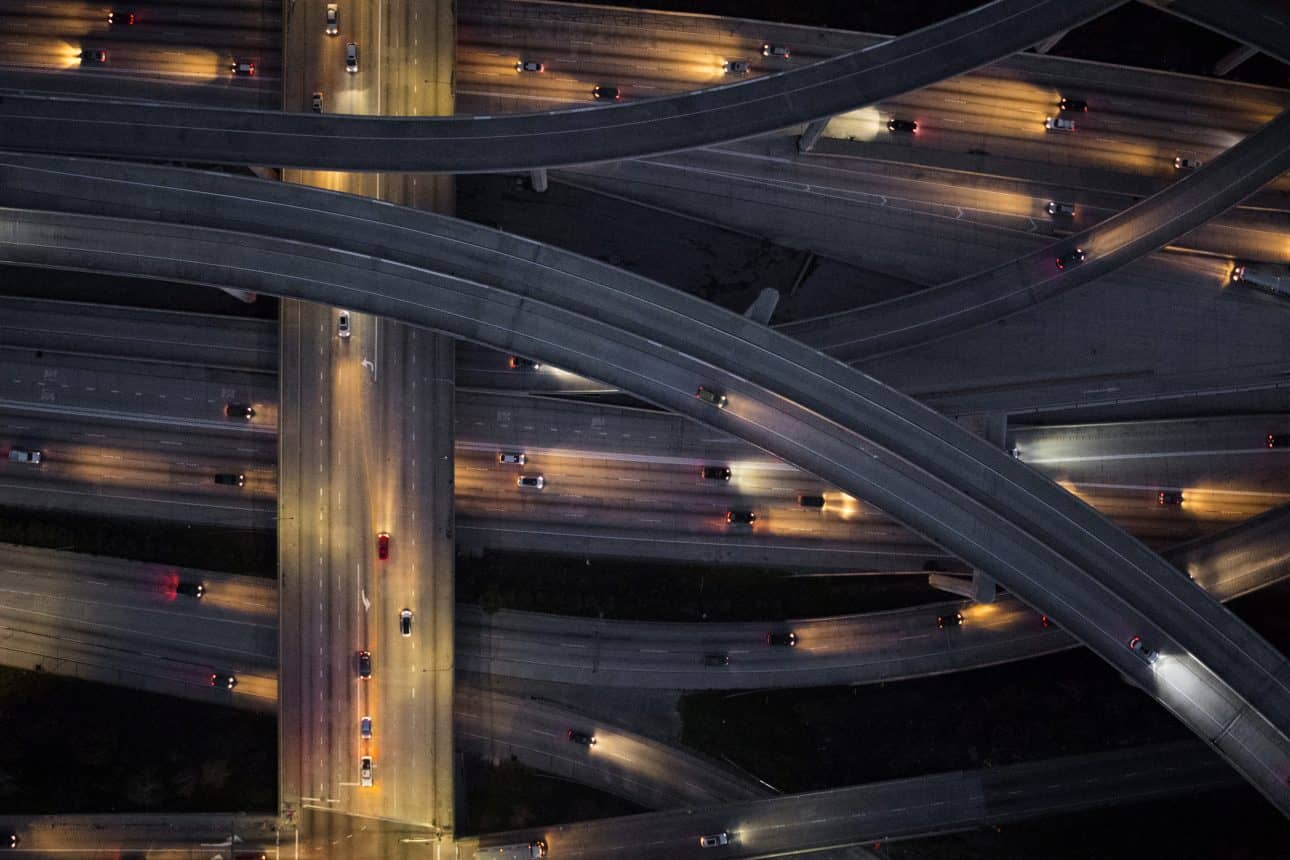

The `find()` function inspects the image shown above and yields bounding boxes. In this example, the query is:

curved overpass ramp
[2,156,1288,813]
[781,106,1290,359]
[0,0,1123,171]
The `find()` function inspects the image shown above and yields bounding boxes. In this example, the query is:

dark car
[762,44,791,58]
[516,60,545,72]
[704,653,730,666]
[108,10,135,25]
[1059,97,1088,112]
[210,673,237,689]
[1128,635,1159,664]
[798,494,825,509]
[1041,614,1053,629]
[567,729,597,746]
[1158,490,1184,506]
[3,832,17,848]
[358,650,372,678]
[696,386,728,408]
[231,59,256,77]
[214,472,245,487]
[1055,248,1086,270]
[937,611,964,629]
[593,85,621,101]
[80,49,108,64]
[886,118,918,133]
[377,531,390,560]
[509,355,540,370]
[766,631,797,647]
[701,465,731,481]
[1269,433,1290,448]
[726,509,756,525]
[400,609,413,637]
[176,580,205,599]
[225,402,255,419]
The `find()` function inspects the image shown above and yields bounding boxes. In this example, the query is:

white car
[337,310,350,338]
[724,59,750,74]
[1174,156,1202,170]
[1044,116,1075,133]
[498,452,526,465]
[312,91,324,113]
[7,448,41,464]
[360,755,373,786]
[346,42,358,73]
[699,832,730,848]
[326,3,339,36]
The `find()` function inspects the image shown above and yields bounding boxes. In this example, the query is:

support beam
[530,168,548,193]
[928,570,997,603]
[743,288,780,325]
[797,117,831,153]
[1213,44,1259,76]
[218,288,257,303]
[1033,28,1069,53]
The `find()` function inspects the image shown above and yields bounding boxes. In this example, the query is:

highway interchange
[0,0,1289,856]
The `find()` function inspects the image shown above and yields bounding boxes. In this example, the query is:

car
[1055,248,1086,270]
[592,85,621,101]
[360,755,373,786]
[234,853,268,860]
[726,509,756,525]
[326,3,339,35]
[1010,445,1022,459]
[1128,635,1159,664]
[518,474,545,489]
[766,631,797,647]
[1046,201,1075,217]
[8,448,42,465]
[499,452,527,465]
[699,832,730,848]
[724,59,750,74]
[696,386,728,408]
[937,611,964,629]
[1058,97,1087,112]
[1174,156,1202,170]
[176,581,205,598]
[1158,490,1184,506]
[798,494,825,509]
[516,60,545,72]
[2,833,16,848]
[358,650,372,678]
[80,49,108,64]
[701,465,731,481]
[231,59,255,77]
[704,653,730,666]
[108,10,136,26]
[1044,116,1075,132]
[1269,433,1290,448]
[346,42,358,73]
[312,91,324,113]
[337,309,350,337]
[509,355,541,370]
[214,472,245,487]
[360,716,372,739]
[1040,614,1052,629]
[400,608,413,637]
[377,532,390,560]
[887,118,918,134]
[762,44,791,58]
[567,729,597,746]
[225,402,255,419]
[210,673,237,689]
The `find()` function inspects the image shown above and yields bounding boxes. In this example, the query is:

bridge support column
[929,569,997,603]
[1033,29,1068,54]
[1213,44,1258,76]
[797,117,831,153]
[530,169,548,193]
[219,288,258,303]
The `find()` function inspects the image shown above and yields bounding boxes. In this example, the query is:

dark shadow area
[0,506,276,576]
[458,550,946,621]
[459,757,645,835]
[0,666,275,813]
[0,266,279,320]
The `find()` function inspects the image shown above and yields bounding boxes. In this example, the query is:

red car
[377,532,390,560]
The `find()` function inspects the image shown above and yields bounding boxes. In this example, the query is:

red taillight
[1271,435,1277,448]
